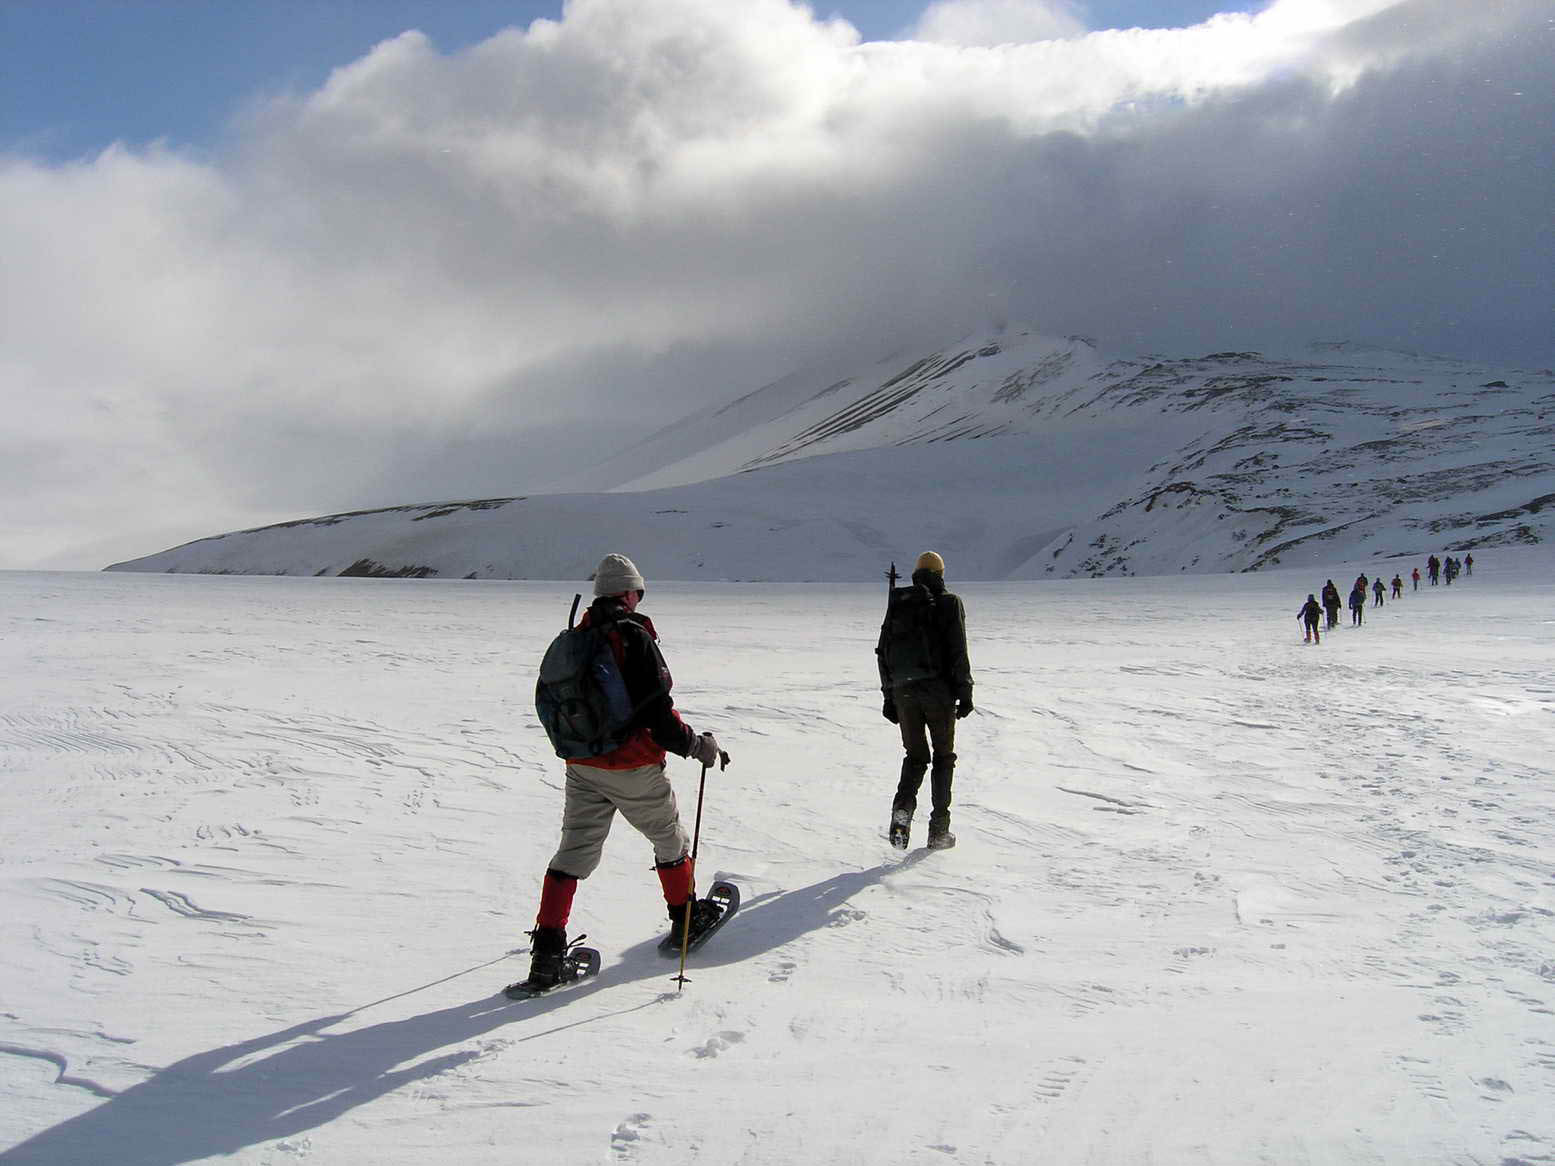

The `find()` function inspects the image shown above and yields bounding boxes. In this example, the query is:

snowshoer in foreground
[1299,594,1323,643]
[518,553,726,995]
[878,551,974,851]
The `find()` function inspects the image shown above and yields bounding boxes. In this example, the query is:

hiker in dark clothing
[879,551,973,851]
[1299,595,1323,643]
[1372,578,1385,607]
[1428,555,1440,585]
[1321,580,1342,629]
[1391,574,1403,599]
[1349,585,1366,626]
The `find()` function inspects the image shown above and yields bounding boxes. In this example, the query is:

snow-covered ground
[3,553,1553,1165]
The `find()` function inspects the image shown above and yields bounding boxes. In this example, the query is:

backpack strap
[597,612,672,730]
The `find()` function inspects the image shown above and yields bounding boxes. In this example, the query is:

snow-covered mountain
[106,330,1555,580]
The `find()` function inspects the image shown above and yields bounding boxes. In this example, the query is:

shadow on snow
[3,855,925,1165]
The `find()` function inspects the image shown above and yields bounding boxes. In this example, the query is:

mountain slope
[107,331,1555,580]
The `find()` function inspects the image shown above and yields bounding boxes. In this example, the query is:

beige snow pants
[549,761,690,878]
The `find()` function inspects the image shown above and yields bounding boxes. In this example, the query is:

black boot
[889,807,911,850]
[666,898,722,948]
[926,812,956,850]
[525,926,567,990]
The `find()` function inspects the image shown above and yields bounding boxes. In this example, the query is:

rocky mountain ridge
[107,330,1554,580]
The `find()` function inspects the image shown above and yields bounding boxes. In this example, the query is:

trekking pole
[674,749,729,991]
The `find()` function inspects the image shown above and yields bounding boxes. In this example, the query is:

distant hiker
[1428,555,1440,585]
[1391,574,1403,599]
[1444,557,1456,585]
[1356,573,1369,597]
[1349,584,1366,626]
[519,553,726,994]
[878,551,973,851]
[1412,567,1421,591]
[1465,553,1474,576]
[1299,594,1323,643]
[1321,580,1342,629]
[1372,578,1385,607]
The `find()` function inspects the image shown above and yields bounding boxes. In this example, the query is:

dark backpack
[535,596,636,759]
[878,584,941,686]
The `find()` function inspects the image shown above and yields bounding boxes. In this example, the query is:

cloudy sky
[2,0,1551,570]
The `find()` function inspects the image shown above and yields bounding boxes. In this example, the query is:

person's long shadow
[2,852,926,1166]
[637,849,931,972]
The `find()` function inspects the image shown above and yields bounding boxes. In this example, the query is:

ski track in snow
[2,558,1553,1164]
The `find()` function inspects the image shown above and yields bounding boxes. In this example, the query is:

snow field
[2,554,1553,1164]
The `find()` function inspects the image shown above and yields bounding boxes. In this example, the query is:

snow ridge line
[0,1044,118,1099]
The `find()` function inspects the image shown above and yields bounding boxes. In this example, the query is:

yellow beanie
[915,551,945,574]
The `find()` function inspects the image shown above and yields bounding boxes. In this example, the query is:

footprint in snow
[827,906,866,928]
[690,1030,746,1059]
[611,1113,652,1157]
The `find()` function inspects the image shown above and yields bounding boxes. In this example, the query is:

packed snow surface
[3,553,1553,1164]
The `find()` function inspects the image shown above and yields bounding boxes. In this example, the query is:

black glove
[956,695,973,719]
[882,698,899,724]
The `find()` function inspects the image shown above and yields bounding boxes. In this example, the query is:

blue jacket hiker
[1299,595,1323,643]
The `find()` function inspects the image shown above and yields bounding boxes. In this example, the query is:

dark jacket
[1299,598,1323,624]
[572,597,696,769]
[877,568,973,703]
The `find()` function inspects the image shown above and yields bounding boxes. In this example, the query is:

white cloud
[910,0,1087,46]
[2,0,1550,568]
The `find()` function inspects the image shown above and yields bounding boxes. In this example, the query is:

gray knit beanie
[592,552,645,597]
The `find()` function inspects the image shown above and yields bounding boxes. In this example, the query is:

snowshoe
[659,880,740,956]
[888,808,911,850]
[504,932,601,999]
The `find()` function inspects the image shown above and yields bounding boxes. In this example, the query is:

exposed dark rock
[411,499,521,521]
[338,558,438,579]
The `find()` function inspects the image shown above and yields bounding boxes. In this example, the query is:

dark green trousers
[892,687,957,832]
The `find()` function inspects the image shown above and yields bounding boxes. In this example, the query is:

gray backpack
[534,596,635,759]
